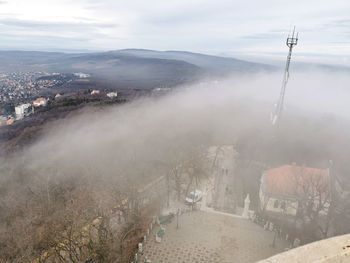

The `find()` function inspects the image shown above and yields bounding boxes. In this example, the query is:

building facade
[259,164,330,218]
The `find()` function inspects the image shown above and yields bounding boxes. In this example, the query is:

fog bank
[1,71,350,185]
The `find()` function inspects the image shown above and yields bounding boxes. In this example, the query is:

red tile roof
[262,165,329,198]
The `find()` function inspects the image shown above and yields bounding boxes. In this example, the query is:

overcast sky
[0,0,349,65]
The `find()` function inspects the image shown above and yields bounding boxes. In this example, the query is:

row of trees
[2,96,350,261]
[0,142,214,262]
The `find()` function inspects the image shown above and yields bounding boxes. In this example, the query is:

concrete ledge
[257,234,350,263]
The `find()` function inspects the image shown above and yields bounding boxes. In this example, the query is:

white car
[185,190,203,205]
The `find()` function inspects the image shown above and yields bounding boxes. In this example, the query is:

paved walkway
[141,210,289,263]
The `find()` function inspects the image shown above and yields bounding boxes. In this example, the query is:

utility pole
[271,27,298,125]
[176,208,179,229]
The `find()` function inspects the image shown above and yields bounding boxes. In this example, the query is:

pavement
[140,209,289,263]
[138,169,288,263]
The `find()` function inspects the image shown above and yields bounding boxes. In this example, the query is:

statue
[242,194,250,218]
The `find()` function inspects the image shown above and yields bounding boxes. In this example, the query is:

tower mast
[271,27,298,125]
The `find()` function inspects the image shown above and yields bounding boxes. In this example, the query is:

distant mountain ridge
[0,49,273,71]
[107,49,275,74]
[1,49,349,90]
[0,49,273,88]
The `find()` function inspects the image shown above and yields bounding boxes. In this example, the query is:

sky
[0,0,349,65]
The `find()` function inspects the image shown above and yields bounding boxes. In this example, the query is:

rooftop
[262,165,329,199]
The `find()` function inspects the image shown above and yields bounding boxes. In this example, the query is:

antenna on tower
[271,26,298,125]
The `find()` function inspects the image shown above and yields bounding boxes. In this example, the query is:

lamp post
[176,208,180,229]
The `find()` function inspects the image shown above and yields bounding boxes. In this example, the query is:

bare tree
[293,170,331,242]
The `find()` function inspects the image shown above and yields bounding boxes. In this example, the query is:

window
[281,201,286,210]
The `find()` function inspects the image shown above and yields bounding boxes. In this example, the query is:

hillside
[0,50,274,89]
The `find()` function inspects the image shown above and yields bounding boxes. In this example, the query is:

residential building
[74,72,90,78]
[211,145,240,213]
[259,164,330,217]
[91,90,100,95]
[32,97,47,107]
[15,103,32,119]
[6,117,15,125]
[107,92,118,98]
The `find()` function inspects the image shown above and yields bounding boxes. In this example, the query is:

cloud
[0,16,122,50]
[241,33,283,40]
[0,17,118,30]
[326,19,350,30]
[0,0,7,4]
[0,0,349,64]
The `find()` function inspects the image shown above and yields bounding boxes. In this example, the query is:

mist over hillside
[2,71,350,182]
[0,50,274,90]
[1,70,350,261]
[1,0,349,260]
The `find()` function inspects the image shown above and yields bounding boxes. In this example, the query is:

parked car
[185,189,203,205]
